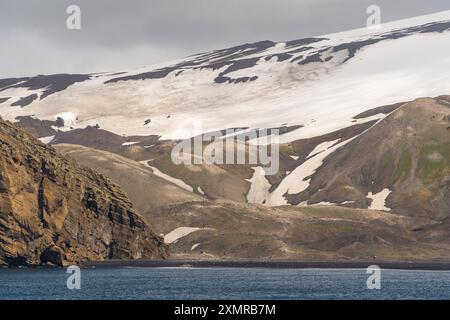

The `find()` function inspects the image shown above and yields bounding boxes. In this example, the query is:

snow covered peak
[1,11,450,142]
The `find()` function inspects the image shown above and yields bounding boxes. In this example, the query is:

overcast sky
[1,0,449,78]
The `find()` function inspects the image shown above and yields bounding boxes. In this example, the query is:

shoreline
[81,259,450,270]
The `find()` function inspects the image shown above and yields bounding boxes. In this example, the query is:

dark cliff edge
[0,117,168,266]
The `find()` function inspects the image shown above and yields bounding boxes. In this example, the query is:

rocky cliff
[0,118,168,266]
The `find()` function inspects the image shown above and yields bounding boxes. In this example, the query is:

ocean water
[0,267,449,300]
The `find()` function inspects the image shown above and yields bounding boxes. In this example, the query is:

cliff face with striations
[0,118,168,266]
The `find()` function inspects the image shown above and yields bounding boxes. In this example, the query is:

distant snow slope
[1,11,450,143]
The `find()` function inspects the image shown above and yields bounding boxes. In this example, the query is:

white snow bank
[308,139,340,158]
[139,160,194,192]
[267,138,353,206]
[246,167,271,204]
[313,202,336,206]
[121,141,140,146]
[38,136,55,144]
[164,227,201,244]
[367,188,391,211]
[55,112,77,127]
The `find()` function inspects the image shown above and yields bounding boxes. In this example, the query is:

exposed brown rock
[0,118,168,266]
[14,116,58,138]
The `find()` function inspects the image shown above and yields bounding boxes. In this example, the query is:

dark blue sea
[0,267,449,300]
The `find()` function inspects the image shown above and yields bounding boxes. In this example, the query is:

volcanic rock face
[0,118,168,266]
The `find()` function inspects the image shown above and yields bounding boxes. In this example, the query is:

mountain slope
[0,118,168,266]
[0,11,449,143]
[279,97,450,217]
[148,200,450,261]
[54,143,203,212]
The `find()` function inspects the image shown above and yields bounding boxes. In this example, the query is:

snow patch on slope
[246,167,271,204]
[367,189,391,211]
[197,187,205,195]
[266,138,354,206]
[139,160,194,192]
[122,141,140,146]
[38,136,55,144]
[308,139,340,158]
[164,227,201,244]
[55,112,77,127]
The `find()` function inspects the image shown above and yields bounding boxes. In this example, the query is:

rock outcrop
[0,118,168,266]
